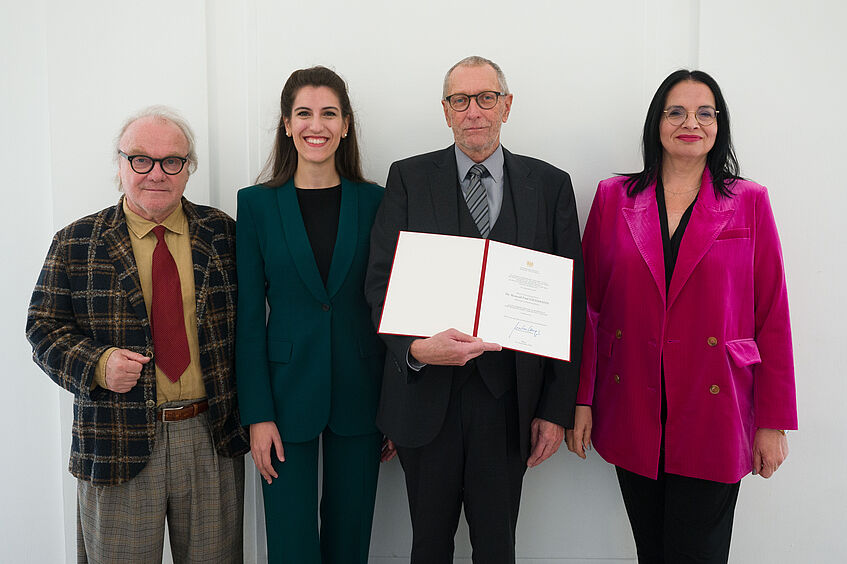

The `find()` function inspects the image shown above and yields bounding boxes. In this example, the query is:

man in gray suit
[365,56,586,563]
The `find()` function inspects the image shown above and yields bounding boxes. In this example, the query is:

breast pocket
[716,227,750,240]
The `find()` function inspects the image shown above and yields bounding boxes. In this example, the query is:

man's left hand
[527,418,564,468]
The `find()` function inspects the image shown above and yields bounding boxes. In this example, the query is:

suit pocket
[598,327,615,358]
[267,340,292,363]
[725,338,761,367]
[716,227,750,240]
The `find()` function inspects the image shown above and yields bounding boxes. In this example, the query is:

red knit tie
[151,225,190,382]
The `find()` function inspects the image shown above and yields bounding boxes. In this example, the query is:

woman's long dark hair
[623,69,741,198]
[257,66,366,186]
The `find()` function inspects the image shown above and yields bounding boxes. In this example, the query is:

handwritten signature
[510,321,541,339]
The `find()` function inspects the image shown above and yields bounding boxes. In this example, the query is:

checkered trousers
[77,407,244,563]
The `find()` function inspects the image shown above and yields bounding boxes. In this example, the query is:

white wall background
[2,1,844,562]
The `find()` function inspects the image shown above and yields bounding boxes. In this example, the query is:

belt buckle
[160,405,184,422]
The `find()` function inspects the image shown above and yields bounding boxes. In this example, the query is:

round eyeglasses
[444,91,505,112]
[118,150,188,175]
[663,106,719,126]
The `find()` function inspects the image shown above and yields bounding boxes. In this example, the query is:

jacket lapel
[429,146,461,236]
[503,148,537,248]
[666,170,734,308]
[622,184,666,303]
[325,178,358,298]
[183,199,214,326]
[101,199,150,329]
[276,180,330,303]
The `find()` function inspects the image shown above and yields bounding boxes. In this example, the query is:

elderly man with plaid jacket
[26,107,249,563]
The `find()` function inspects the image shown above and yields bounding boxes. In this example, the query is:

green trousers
[262,428,382,564]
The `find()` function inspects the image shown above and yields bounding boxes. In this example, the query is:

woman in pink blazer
[566,70,797,563]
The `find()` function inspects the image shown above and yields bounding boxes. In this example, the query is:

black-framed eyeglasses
[118,150,188,175]
[444,91,505,112]
[663,106,719,126]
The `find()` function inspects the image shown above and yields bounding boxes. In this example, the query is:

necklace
[664,185,699,195]
[665,186,700,196]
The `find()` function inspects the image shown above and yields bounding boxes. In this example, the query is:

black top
[657,179,697,292]
[656,179,697,466]
[296,185,342,286]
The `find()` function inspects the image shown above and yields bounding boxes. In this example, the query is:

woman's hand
[752,428,789,478]
[250,421,284,484]
[380,437,397,463]
[565,405,593,459]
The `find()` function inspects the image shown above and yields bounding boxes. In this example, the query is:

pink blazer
[578,171,797,483]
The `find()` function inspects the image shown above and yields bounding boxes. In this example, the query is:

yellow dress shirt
[93,200,206,405]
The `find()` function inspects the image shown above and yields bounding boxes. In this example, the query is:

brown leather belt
[157,400,208,422]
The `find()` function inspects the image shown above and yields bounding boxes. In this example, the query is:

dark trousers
[616,466,741,564]
[396,369,526,564]
[261,428,382,564]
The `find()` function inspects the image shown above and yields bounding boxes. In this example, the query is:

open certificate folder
[378,231,574,361]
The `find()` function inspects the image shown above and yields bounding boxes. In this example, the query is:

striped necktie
[464,163,490,238]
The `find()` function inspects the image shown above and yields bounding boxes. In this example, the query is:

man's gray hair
[114,105,198,188]
[442,56,510,99]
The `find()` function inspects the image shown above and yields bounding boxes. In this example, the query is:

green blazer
[235,179,385,442]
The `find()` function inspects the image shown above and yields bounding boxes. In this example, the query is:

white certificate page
[378,231,486,337]
[475,241,573,361]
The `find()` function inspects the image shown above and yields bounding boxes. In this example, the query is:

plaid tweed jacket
[26,197,249,486]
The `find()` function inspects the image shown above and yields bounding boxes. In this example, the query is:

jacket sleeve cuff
[91,347,118,391]
[407,346,426,371]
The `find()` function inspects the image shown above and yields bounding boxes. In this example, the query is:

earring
[342,132,347,138]
[286,131,291,137]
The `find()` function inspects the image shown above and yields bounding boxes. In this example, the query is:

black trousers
[616,465,741,564]
[396,369,526,564]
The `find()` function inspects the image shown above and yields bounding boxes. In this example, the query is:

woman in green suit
[235,66,392,564]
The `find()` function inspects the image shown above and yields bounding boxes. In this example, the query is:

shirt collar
[123,198,187,240]
[455,144,505,183]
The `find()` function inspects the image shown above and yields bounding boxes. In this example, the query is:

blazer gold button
[614,374,621,383]
[615,329,622,339]
[146,399,156,408]
[709,384,720,394]
[707,337,718,347]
